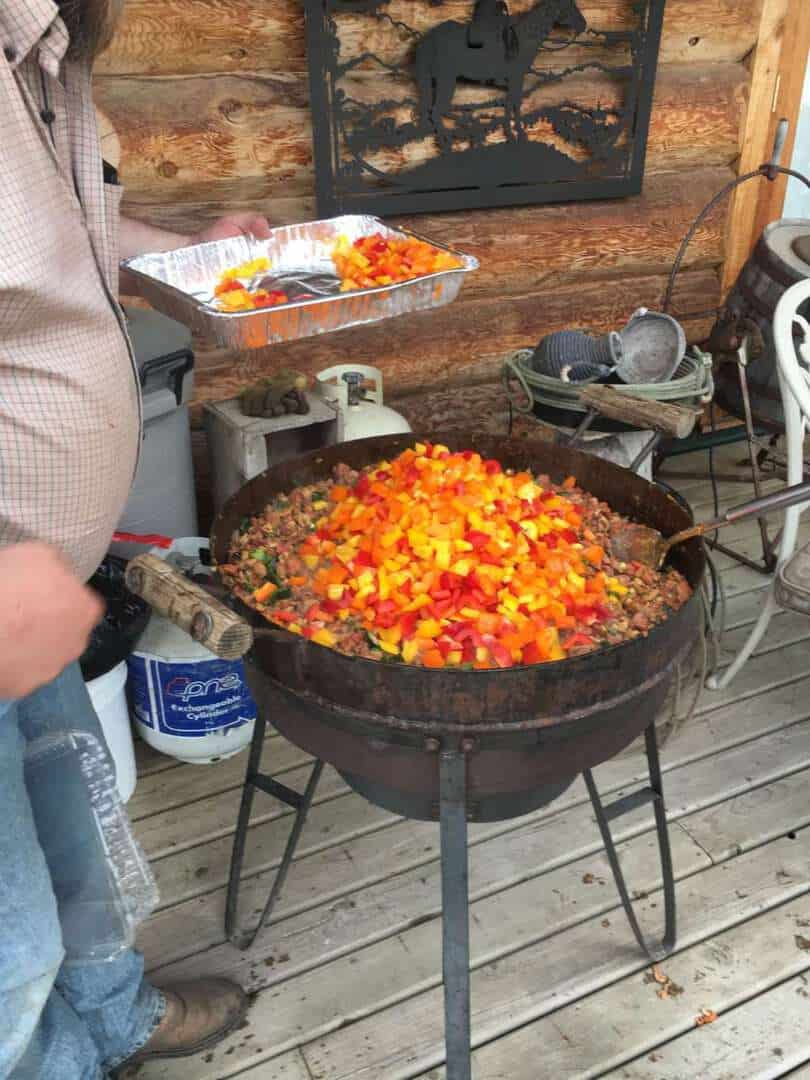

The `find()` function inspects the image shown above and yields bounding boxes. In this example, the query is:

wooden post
[722,0,810,295]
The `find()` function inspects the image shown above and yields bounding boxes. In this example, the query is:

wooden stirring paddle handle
[125,554,253,660]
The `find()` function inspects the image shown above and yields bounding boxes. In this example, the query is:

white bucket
[126,538,256,765]
[558,425,654,481]
[86,661,137,803]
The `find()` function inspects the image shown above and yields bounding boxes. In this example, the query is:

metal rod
[583,721,676,962]
[630,432,662,474]
[566,409,598,446]
[240,758,325,952]
[709,539,776,575]
[439,750,472,1080]
[225,710,267,943]
[737,347,777,569]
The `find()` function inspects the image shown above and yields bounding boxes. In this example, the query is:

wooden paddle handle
[125,554,254,660]
[578,386,698,439]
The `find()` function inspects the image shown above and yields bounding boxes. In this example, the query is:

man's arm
[120,213,273,261]
[119,212,272,294]
[0,544,103,700]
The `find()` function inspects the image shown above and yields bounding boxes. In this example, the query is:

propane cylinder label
[127,654,257,736]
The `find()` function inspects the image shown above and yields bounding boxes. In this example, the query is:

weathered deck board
[433,892,810,1079]
[603,972,810,1079]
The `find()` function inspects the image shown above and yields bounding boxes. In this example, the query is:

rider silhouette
[467,0,517,57]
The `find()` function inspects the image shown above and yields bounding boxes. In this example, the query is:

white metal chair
[707,277,810,691]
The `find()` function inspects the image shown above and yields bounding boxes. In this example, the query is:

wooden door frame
[722,0,810,294]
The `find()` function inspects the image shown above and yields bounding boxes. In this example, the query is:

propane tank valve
[341,371,366,406]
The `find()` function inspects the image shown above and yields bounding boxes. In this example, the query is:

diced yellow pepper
[327,584,344,601]
[416,618,442,639]
[435,541,451,570]
[379,640,400,655]
[303,554,319,569]
[405,594,433,612]
[311,628,336,648]
[402,639,421,664]
[381,526,402,548]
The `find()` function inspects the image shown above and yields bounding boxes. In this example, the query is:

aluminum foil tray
[122,215,478,350]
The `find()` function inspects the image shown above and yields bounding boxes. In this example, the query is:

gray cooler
[112,308,198,560]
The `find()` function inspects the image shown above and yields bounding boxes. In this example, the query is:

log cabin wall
[95,0,785,520]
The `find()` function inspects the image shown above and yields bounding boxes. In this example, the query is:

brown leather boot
[122,978,248,1064]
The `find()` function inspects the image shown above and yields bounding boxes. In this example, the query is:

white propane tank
[126,538,256,765]
[316,365,411,441]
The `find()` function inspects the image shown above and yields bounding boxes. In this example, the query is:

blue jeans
[0,664,163,1079]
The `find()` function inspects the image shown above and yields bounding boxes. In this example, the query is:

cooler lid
[123,306,195,413]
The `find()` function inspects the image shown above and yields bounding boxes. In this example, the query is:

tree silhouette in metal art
[307,0,666,214]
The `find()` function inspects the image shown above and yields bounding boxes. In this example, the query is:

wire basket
[502,346,714,416]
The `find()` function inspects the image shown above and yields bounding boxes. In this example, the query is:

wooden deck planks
[131,720,810,1078]
[603,972,810,1079]
[435,894,810,1080]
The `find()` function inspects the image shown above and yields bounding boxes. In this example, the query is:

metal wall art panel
[305,0,667,217]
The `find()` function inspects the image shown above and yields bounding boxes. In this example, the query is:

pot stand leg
[582,721,676,963]
[225,709,324,950]
[439,749,472,1080]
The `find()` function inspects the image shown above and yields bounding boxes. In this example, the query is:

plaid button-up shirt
[0,0,140,582]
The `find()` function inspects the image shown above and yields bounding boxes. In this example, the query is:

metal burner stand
[225,712,676,1080]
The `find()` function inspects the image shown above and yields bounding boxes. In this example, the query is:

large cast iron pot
[203,434,704,820]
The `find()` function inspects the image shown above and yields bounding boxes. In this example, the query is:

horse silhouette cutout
[414,0,588,146]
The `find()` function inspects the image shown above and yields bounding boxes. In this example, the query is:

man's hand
[0,543,103,700]
[190,213,272,246]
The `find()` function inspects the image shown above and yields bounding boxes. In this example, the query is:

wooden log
[123,167,730,299]
[125,554,253,659]
[94,62,745,206]
[188,266,720,410]
[98,0,761,77]
[578,385,699,439]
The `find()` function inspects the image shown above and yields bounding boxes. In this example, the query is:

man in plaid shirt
[0,0,271,1074]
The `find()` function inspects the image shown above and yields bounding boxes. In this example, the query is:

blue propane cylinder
[126,539,256,764]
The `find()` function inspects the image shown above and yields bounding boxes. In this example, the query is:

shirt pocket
[100,180,124,294]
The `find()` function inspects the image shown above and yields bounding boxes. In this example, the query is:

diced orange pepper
[253,582,277,603]
[422,649,445,669]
